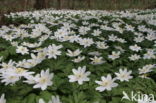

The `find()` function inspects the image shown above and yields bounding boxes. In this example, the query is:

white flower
[115,68,133,82]
[66,49,82,57]
[39,35,49,42]
[117,38,127,43]
[125,24,134,32]
[39,96,62,103]
[129,44,142,52]
[16,46,29,55]
[0,73,20,85]
[91,29,101,36]
[100,25,112,31]
[72,56,85,63]
[14,68,34,77]
[108,51,121,60]
[98,37,106,41]
[134,32,143,36]
[143,49,156,59]
[68,66,91,85]
[96,42,109,49]
[0,94,6,103]
[134,36,144,43]
[22,42,42,48]
[24,75,36,84]
[82,21,89,25]
[32,69,54,90]
[78,38,94,47]
[38,99,45,103]
[0,67,34,85]
[88,51,101,56]
[145,34,156,41]
[79,26,90,35]
[139,64,155,74]
[33,48,44,53]
[59,35,71,42]
[36,51,47,61]
[108,34,118,42]
[16,59,38,69]
[46,44,63,59]
[129,54,141,61]
[68,35,80,43]
[48,96,62,103]
[0,60,15,69]
[115,27,123,34]
[139,74,150,79]
[90,56,105,65]
[95,74,118,92]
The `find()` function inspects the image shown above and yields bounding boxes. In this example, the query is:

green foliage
[62,92,90,103]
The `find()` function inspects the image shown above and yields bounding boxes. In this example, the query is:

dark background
[0,0,156,15]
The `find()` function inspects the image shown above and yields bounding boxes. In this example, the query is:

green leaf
[24,94,37,103]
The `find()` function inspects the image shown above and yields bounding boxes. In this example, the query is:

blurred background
[0,0,156,15]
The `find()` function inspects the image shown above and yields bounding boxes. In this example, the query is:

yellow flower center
[9,76,16,79]
[16,68,25,73]
[101,81,110,86]
[76,74,83,79]
[40,78,47,84]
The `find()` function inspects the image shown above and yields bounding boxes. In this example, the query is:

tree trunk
[24,0,31,10]
[58,0,61,9]
[71,0,75,9]
[34,0,49,10]
[24,0,27,10]
[45,0,50,8]
[113,0,117,9]
[67,0,71,9]
[87,0,91,8]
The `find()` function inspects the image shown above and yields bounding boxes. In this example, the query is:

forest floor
[0,9,156,103]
